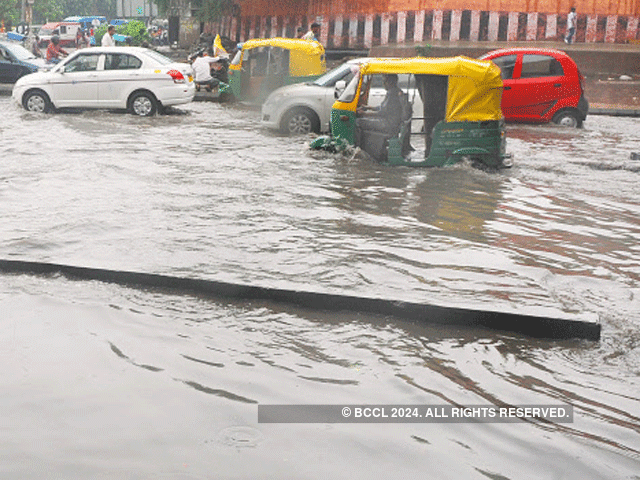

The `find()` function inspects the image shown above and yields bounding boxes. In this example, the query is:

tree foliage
[0,0,18,24]
[152,0,232,20]
[1,0,118,25]
[195,0,233,22]
[33,0,65,24]
[94,19,150,46]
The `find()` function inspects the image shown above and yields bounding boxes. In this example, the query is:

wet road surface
[1,98,639,479]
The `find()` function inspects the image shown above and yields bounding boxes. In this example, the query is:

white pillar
[381,13,390,45]
[397,11,406,43]
[605,15,617,43]
[432,10,443,40]
[545,14,557,40]
[585,15,597,43]
[349,15,358,48]
[334,15,343,47]
[507,12,518,41]
[414,10,425,43]
[488,12,499,41]
[469,10,480,41]
[364,14,373,49]
[526,12,538,41]
[450,10,462,41]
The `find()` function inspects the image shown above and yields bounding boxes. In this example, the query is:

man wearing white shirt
[192,51,223,92]
[565,7,577,44]
[102,25,116,47]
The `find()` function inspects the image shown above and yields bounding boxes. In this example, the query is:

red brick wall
[238,0,640,17]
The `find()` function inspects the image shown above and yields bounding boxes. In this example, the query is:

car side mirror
[58,65,65,74]
[334,80,346,99]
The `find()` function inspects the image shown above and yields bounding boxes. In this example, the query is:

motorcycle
[188,49,233,100]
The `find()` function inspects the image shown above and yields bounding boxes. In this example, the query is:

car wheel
[281,108,320,135]
[552,110,582,128]
[130,91,158,117]
[23,90,52,113]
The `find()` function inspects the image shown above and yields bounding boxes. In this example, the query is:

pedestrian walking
[565,7,577,44]
[102,25,116,47]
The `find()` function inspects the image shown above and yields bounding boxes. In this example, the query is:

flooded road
[1,97,639,479]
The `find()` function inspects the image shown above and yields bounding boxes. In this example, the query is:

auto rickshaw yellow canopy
[359,56,503,122]
[240,38,326,77]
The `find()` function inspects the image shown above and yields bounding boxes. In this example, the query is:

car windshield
[312,63,355,87]
[141,49,174,65]
[2,42,36,61]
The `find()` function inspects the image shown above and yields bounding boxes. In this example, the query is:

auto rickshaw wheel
[552,109,582,128]
[281,108,320,135]
[23,89,52,113]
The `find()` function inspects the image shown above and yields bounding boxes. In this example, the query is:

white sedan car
[12,47,195,116]
[261,58,424,135]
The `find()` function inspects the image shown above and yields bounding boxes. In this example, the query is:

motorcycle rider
[46,35,68,64]
[192,49,223,92]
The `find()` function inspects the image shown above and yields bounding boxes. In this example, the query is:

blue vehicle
[109,19,129,26]
[63,16,107,31]
[0,41,46,83]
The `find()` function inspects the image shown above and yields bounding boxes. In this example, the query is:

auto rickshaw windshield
[337,71,361,103]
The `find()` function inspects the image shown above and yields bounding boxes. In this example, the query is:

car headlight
[264,92,285,107]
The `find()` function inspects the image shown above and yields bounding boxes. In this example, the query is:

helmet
[51,35,60,44]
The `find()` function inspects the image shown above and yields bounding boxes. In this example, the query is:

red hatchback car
[480,48,589,127]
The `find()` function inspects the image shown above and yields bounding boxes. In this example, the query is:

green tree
[0,0,18,25]
[152,0,232,20]
[152,0,169,16]
[94,19,150,46]
[32,0,65,24]
[195,0,233,22]
[119,19,150,45]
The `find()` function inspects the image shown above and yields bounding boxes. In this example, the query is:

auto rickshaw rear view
[228,38,326,104]
[311,56,512,169]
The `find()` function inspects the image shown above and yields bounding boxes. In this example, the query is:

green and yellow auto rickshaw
[311,56,512,169]
[228,38,326,104]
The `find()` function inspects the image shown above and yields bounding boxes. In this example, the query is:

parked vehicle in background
[0,41,46,83]
[64,16,107,31]
[12,47,195,116]
[480,48,588,127]
[38,22,82,47]
[262,58,425,135]
[228,38,326,105]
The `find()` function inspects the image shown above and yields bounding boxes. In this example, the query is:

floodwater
[1,97,639,479]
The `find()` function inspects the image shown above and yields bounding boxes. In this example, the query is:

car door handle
[554,83,561,87]
[503,86,511,90]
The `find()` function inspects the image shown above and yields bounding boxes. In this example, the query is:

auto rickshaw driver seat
[359,92,413,163]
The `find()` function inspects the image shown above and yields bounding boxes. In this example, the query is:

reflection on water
[1,99,639,479]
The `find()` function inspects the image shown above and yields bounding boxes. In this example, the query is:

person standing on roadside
[296,27,305,39]
[302,22,321,42]
[32,35,43,58]
[102,25,116,47]
[565,7,577,44]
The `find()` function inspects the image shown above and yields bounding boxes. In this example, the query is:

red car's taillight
[167,69,186,84]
